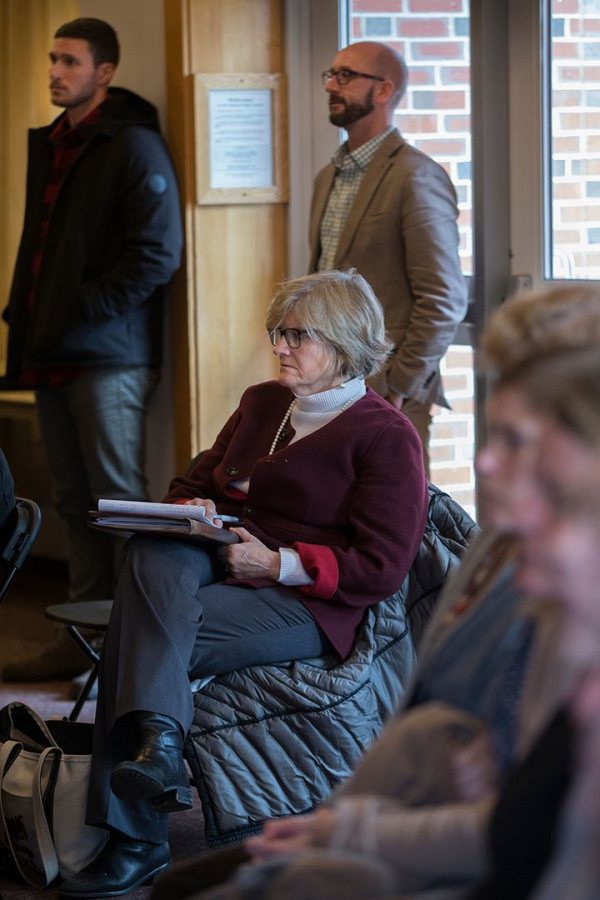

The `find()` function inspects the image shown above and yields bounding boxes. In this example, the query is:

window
[547,0,600,279]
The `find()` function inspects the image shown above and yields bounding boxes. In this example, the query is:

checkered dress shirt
[318,127,393,273]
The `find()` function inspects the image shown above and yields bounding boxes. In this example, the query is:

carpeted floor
[0,557,213,900]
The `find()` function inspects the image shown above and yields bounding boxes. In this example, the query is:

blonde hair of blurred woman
[482,285,600,380]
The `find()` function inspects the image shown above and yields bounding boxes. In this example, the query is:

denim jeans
[36,367,157,602]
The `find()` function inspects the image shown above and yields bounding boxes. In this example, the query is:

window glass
[548,0,600,279]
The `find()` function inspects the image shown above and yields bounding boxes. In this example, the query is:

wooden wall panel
[165,0,287,467]
[189,0,283,72]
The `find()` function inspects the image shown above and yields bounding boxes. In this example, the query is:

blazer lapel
[334,131,404,265]
[309,165,336,270]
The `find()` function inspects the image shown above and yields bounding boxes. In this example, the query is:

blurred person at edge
[469,345,600,900]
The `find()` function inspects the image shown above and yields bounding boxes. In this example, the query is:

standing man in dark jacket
[2,18,183,681]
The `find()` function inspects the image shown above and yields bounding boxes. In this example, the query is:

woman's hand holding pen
[183,497,226,527]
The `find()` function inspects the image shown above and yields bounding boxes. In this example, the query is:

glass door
[510,0,600,287]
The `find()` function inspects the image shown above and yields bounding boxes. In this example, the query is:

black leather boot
[110,712,193,812]
[59,834,170,897]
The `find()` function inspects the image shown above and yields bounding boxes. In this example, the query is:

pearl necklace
[268,393,357,455]
[269,400,297,455]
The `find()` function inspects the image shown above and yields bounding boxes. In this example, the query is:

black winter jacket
[4,88,183,379]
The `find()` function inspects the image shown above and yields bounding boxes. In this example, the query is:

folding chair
[44,453,208,721]
[44,599,112,721]
[0,497,42,605]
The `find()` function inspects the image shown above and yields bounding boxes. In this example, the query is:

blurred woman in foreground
[470,344,600,900]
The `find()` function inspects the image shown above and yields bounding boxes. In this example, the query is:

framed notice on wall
[194,73,288,205]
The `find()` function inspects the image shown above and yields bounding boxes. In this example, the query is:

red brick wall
[550,1,600,279]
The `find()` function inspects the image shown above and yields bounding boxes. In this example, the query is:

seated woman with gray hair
[60,269,429,899]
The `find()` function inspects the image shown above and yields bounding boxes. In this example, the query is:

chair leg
[68,665,99,722]
[63,624,101,721]
[66,624,101,665]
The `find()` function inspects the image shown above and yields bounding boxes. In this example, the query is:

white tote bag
[0,702,107,887]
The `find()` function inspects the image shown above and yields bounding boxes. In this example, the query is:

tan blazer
[309,130,468,408]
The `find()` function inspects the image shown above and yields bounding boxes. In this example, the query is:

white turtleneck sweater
[286,375,366,445]
[232,376,366,585]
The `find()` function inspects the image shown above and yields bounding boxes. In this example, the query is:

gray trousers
[36,366,157,602]
[87,536,330,842]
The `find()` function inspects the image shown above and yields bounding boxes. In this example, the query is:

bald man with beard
[310,41,468,470]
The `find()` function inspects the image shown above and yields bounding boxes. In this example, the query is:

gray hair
[266,270,393,379]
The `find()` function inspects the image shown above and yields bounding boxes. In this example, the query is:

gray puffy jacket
[185,484,478,845]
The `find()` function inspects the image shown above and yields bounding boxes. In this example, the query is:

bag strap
[3,702,58,750]
[0,739,61,887]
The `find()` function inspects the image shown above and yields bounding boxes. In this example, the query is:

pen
[216,515,241,524]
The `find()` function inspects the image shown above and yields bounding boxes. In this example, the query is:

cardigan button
[245,506,255,515]
[226,466,240,476]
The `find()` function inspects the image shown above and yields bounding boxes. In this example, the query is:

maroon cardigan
[165,381,428,658]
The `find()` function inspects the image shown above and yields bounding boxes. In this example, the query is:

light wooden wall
[165,0,287,468]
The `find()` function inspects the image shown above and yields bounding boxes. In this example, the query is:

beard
[328,86,375,127]
[50,78,99,110]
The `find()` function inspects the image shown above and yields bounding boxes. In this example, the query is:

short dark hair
[54,18,120,67]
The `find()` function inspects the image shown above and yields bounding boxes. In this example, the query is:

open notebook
[88,499,240,545]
